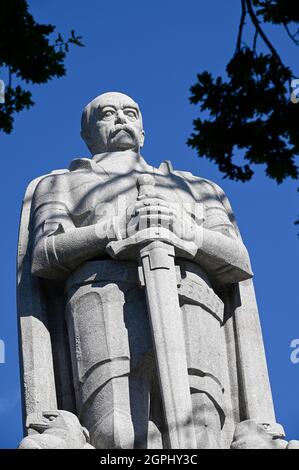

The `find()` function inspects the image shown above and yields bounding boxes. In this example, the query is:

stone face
[18,410,94,449]
[230,419,288,449]
[17,91,283,449]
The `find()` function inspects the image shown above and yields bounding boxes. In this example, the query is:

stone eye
[126,110,137,119]
[102,110,114,119]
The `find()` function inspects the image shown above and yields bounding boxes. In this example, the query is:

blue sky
[0,0,298,448]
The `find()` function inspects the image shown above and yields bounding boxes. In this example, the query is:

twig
[236,0,247,52]
[283,22,299,46]
[245,0,285,67]
[253,28,258,53]
[8,65,12,88]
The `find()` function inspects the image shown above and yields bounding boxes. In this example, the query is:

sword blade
[139,241,197,449]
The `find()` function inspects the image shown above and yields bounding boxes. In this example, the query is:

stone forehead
[87,92,140,112]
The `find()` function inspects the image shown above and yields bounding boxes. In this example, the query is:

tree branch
[245,0,285,67]
[283,22,299,46]
[253,28,258,52]
[8,66,12,88]
[236,0,247,52]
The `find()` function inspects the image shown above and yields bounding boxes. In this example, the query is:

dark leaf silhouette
[0,0,84,133]
[188,0,299,229]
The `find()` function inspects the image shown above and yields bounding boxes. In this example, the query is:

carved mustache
[110,125,135,139]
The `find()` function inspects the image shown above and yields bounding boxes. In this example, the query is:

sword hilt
[137,174,156,198]
[107,173,198,260]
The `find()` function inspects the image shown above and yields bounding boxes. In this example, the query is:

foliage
[0,0,83,133]
[188,0,299,224]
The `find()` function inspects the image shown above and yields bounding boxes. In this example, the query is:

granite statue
[17,91,288,449]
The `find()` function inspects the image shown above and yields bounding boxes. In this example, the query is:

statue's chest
[67,171,136,226]
[68,170,197,227]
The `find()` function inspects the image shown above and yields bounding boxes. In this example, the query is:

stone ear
[139,129,145,148]
[80,129,94,154]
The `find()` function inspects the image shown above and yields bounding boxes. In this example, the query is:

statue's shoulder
[173,166,238,233]
[31,158,96,196]
[157,160,228,201]
[172,167,227,200]
[30,168,70,200]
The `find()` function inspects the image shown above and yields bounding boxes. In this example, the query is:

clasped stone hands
[126,190,196,242]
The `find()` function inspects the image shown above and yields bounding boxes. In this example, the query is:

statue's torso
[55,155,227,432]
[64,156,201,230]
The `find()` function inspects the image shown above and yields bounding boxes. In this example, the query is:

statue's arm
[30,175,118,280]
[192,180,252,284]
[194,226,252,284]
[32,222,113,279]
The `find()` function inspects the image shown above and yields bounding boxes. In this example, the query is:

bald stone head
[81,92,145,155]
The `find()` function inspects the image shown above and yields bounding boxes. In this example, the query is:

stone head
[27,410,89,440]
[231,419,287,449]
[81,92,145,155]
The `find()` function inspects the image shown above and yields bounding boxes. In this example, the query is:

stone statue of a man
[17,92,280,449]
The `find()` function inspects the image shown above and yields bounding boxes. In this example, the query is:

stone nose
[115,110,126,124]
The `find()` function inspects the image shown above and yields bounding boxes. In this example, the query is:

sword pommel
[137,174,155,198]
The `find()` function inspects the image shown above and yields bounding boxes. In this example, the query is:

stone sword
[107,174,198,449]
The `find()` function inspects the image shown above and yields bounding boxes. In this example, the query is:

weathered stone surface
[17,92,287,449]
[18,410,94,449]
[287,440,299,449]
[231,419,288,449]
